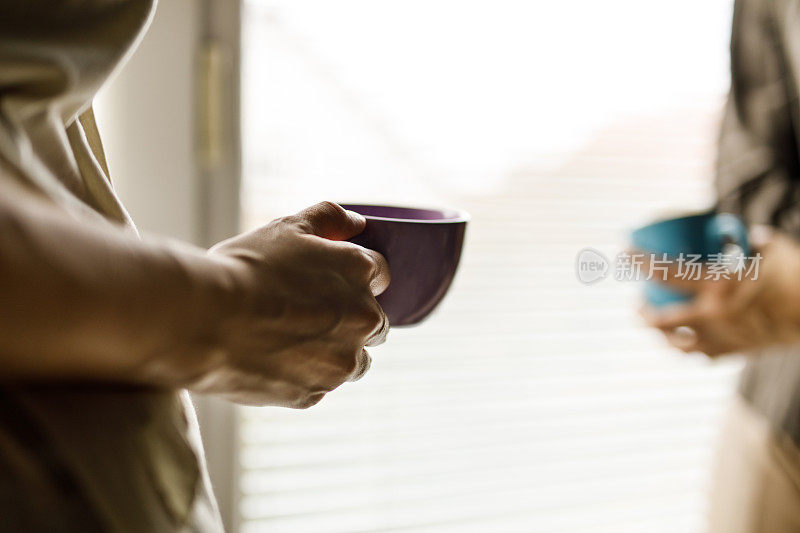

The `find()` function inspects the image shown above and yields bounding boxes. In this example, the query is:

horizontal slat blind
[239,1,739,531]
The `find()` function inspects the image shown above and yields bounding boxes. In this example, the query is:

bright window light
[238,1,740,531]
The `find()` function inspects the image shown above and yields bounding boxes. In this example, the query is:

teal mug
[630,211,749,307]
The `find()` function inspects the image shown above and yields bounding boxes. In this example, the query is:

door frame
[194,1,243,531]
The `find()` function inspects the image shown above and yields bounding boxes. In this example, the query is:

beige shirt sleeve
[0,2,223,530]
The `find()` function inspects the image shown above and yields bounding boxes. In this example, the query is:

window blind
[237,1,739,531]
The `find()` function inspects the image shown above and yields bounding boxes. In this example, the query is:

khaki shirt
[717,0,800,445]
[0,1,222,530]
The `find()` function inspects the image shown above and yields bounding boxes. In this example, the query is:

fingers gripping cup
[631,211,749,307]
[342,204,469,326]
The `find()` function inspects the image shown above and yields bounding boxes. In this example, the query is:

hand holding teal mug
[631,211,749,307]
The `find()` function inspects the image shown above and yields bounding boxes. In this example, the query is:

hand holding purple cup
[343,204,469,326]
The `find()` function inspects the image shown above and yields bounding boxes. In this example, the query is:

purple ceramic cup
[342,204,469,327]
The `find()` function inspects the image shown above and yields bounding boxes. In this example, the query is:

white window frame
[193,1,244,531]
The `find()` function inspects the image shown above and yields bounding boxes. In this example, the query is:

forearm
[0,181,241,386]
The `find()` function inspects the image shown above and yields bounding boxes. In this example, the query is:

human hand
[640,228,800,357]
[199,202,390,407]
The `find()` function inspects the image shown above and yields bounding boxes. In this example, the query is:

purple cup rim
[339,203,470,224]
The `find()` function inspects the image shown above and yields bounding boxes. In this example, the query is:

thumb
[294,201,366,240]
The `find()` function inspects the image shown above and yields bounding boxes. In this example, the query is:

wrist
[133,244,251,390]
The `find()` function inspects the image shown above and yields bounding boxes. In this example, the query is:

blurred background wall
[95,0,201,243]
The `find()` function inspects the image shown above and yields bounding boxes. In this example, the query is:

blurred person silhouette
[641,0,800,531]
[0,1,389,531]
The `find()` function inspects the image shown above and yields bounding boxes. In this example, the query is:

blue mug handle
[645,213,749,307]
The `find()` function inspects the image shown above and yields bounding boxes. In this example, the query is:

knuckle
[373,251,389,273]
[377,255,390,285]
[350,351,372,381]
[279,216,313,236]
[351,302,384,333]
[339,353,360,376]
[347,247,377,277]
[317,201,347,220]
[319,200,345,213]
[281,214,316,235]
[277,214,302,228]
[366,327,388,347]
[340,348,371,381]
[293,392,326,409]
[340,247,389,291]
[315,304,347,337]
